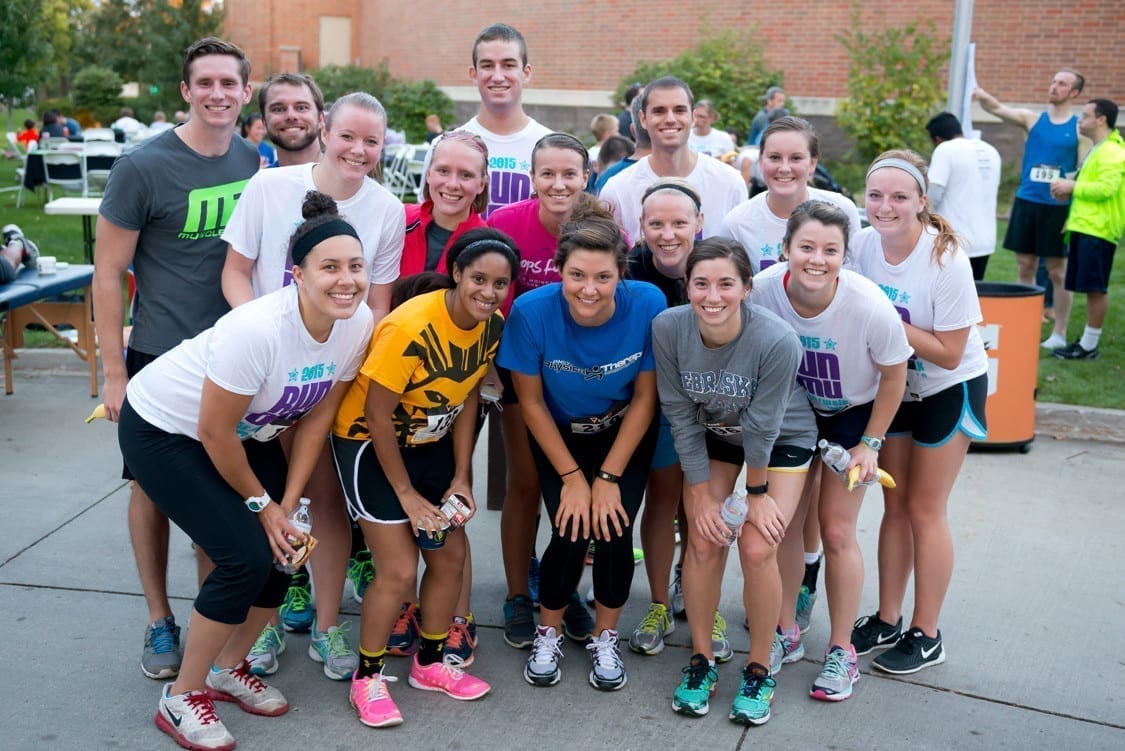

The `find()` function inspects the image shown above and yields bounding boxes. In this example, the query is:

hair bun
[302,190,339,220]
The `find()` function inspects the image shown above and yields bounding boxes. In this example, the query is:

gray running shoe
[142,616,183,679]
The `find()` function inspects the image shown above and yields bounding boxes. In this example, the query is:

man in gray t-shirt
[92,37,259,681]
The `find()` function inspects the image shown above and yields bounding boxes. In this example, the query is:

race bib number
[704,422,742,437]
[1029,164,1060,183]
[410,404,464,444]
[570,402,628,435]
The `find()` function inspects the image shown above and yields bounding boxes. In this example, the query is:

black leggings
[119,398,291,625]
[529,420,657,611]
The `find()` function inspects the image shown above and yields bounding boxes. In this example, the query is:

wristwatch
[244,492,271,513]
[595,469,621,484]
[860,435,884,451]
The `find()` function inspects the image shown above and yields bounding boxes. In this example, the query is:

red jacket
[399,201,487,275]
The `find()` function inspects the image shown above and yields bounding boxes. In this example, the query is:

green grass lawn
[2,154,1122,408]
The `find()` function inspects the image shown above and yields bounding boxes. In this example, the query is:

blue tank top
[1016,111,1078,205]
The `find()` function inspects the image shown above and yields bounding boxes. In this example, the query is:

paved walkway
[1,351,1123,749]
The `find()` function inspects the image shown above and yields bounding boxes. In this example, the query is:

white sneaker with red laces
[205,660,289,716]
[155,683,235,751]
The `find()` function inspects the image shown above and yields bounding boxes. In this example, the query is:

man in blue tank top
[974,70,1090,349]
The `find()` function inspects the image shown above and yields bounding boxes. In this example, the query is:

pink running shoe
[350,671,403,728]
[408,655,491,700]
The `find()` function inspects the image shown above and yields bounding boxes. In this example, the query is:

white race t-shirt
[126,285,374,441]
[688,129,736,158]
[222,163,405,297]
[421,116,553,218]
[750,264,913,415]
[927,137,1002,258]
[601,153,747,240]
[718,188,863,274]
[850,226,989,400]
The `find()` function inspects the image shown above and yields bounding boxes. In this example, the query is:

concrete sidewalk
[1,352,1123,750]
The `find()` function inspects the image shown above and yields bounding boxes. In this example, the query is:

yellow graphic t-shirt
[333,290,504,445]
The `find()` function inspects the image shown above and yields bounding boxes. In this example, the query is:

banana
[85,403,107,424]
[847,465,896,491]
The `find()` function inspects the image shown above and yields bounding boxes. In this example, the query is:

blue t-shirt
[498,280,666,423]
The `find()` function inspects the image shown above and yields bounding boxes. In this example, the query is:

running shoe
[633,547,645,565]
[279,570,314,633]
[672,653,719,717]
[408,654,491,700]
[562,591,596,643]
[247,622,286,676]
[527,556,541,606]
[503,594,536,649]
[586,629,627,690]
[730,662,775,725]
[444,615,477,667]
[628,602,674,655]
[524,625,564,686]
[669,563,685,617]
[851,612,903,655]
[388,602,420,656]
[205,660,289,716]
[155,684,234,751]
[872,627,946,674]
[350,670,402,728]
[712,612,734,663]
[347,549,375,604]
[309,620,358,680]
[769,623,805,675]
[809,645,859,702]
[141,615,182,680]
[795,585,818,634]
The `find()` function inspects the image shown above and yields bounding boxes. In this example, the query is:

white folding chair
[382,144,415,199]
[42,151,85,201]
[82,141,123,196]
[83,128,116,142]
[4,134,31,206]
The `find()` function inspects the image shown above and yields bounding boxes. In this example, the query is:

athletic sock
[1080,326,1102,351]
[356,646,386,679]
[418,630,448,666]
[802,554,822,592]
[803,551,821,566]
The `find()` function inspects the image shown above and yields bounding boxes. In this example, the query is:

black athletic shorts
[121,347,162,481]
[704,432,814,471]
[1065,232,1117,294]
[1004,197,1069,258]
[888,374,988,446]
[331,434,453,524]
[814,401,875,451]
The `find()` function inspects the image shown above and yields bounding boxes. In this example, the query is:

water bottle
[719,490,748,545]
[818,439,851,475]
[276,497,313,573]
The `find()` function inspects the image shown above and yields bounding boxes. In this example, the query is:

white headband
[866,158,927,194]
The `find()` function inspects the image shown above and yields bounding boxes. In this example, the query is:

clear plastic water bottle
[719,490,748,545]
[276,497,313,573]
[818,439,851,475]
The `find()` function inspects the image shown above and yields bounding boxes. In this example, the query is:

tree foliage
[835,9,949,162]
[72,65,124,124]
[309,62,453,143]
[0,0,47,108]
[616,29,783,140]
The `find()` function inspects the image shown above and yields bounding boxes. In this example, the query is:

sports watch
[860,435,884,451]
[244,492,271,513]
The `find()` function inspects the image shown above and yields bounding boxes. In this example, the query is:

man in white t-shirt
[422,23,551,217]
[601,76,747,240]
[926,112,1002,280]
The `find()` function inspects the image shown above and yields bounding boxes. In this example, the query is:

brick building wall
[228,0,1123,104]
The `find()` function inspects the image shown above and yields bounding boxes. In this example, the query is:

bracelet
[745,482,769,496]
[560,467,582,478]
[595,469,621,484]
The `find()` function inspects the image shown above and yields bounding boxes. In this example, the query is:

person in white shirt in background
[688,99,736,157]
[925,112,1002,280]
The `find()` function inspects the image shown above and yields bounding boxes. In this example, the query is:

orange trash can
[973,282,1044,452]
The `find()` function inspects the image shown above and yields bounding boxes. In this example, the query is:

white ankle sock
[804,552,821,566]
[1041,332,1067,349]
[1080,326,1102,351]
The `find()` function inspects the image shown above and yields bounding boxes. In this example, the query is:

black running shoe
[850,612,902,655]
[562,591,595,643]
[1053,341,1099,360]
[872,627,945,674]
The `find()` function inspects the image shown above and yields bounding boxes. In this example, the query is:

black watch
[745,482,769,496]
[595,469,621,484]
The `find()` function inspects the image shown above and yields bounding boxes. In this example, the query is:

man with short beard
[259,72,324,167]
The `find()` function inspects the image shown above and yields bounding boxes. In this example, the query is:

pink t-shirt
[487,197,560,310]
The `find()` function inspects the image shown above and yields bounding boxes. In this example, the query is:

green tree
[72,65,124,124]
[74,0,147,84]
[616,29,783,140]
[143,0,225,109]
[835,9,949,162]
[0,0,47,128]
[41,0,93,91]
[309,62,453,142]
